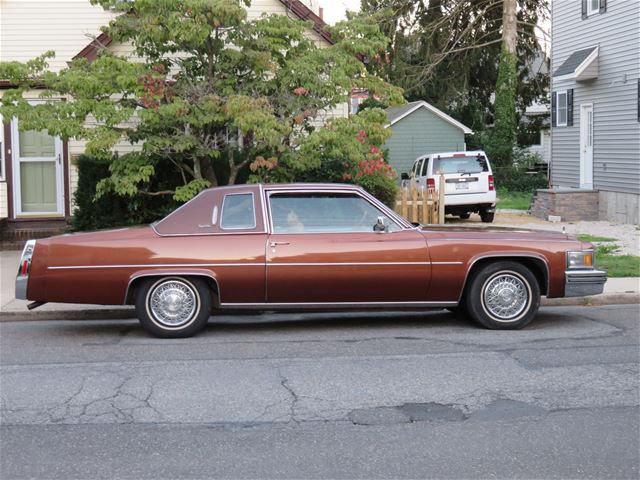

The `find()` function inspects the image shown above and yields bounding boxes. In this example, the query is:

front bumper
[565,269,607,297]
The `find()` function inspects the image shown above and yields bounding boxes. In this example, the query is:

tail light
[16,239,36,300]
[488,175,495,191]
[426,178,436,188]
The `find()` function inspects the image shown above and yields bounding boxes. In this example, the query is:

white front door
[11,120,64,216]
[580,104,594,189]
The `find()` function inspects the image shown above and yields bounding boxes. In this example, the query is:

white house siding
[0,0,114,71]
[551,0,640,223]
[1,0,347,220]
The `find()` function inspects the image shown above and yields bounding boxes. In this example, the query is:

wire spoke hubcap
[482,272,529,321]
[149,280,197,327]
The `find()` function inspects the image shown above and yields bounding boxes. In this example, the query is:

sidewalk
[1,249,638,322]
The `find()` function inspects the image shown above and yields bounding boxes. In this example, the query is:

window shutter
[567,89,574,126]
[600,0,607,13]
[551,91,557,127]
[582,0,587,19]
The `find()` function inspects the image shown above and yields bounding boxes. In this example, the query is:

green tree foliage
[0,0,403,202]
[250,108,398,206]
[361,0,549,149]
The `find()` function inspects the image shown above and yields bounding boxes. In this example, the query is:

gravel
[448,212,640,256]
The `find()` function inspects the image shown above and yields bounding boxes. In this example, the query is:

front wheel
[135,276,212,338]
[466,261,540,330]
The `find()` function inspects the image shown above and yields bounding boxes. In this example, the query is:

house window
[557,91,568,126]
[583,0,606,18]
[587,0,600,15]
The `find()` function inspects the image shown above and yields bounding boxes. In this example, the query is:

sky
[320,0,361,25]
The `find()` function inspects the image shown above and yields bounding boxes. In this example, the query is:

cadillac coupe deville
[16,183,607,337]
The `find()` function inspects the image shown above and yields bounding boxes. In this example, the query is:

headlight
[566,250,594,269]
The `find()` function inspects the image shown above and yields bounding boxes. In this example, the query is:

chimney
[319,7,323,20]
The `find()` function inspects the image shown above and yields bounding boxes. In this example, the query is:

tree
[361,0,550,158]
[0,0,402,201]
[488,0,518,166]
[250,107,398,206]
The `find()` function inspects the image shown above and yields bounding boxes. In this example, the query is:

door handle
[269,241,290,247]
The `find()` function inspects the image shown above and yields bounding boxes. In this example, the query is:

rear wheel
[458,213,471,219]
[135,276,212,338]
[465,261,540,330]
[480,211,495,223]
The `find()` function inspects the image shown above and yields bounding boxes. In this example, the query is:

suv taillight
[488,175,495,191]
[426,178,435,188]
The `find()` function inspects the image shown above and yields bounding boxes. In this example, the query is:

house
[0,0,342,238]
[545,0,639,224]
[384,101,472,177]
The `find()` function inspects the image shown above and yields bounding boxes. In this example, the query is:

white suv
[403,150,496,223]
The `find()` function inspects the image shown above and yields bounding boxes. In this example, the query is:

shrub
[492,149,548,192]
[71,155,180,231]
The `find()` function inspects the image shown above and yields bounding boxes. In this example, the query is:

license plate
[455,182,469,190]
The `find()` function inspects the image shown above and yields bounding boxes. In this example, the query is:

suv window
[432,155,488,174]
[220,193,256,230]
[270,193,401,233]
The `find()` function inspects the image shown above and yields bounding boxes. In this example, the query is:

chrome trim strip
[48,263,264,270]
[267,261,462,266]
[455,253,551,302]
[124,271,222,305]
[430,238,574,243]
[48,261,463,270]
[219,301,458,309]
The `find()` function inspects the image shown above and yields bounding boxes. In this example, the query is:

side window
[270,193,401,234]
[421,158,429,176]
[556,91,568,126]
[220,193,256,230]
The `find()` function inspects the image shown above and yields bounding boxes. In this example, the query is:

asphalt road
[1,305,639,479]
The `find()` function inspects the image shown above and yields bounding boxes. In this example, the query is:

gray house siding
[551,0,640,199]
[385,108,466,176]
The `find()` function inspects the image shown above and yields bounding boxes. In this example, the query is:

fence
[395,176,445,224]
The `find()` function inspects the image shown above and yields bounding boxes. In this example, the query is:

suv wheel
[466,261,540,330]
[480,211,495,223]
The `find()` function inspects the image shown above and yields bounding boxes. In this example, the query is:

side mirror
[373,216,388,232]
[401,172,409,180]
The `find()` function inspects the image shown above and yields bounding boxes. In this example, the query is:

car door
[265,191,431,304]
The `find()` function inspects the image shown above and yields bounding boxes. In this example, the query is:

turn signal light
[21,259,29,276]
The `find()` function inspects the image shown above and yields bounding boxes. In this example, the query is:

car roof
[415,150,487,161]
[202,183,364,193]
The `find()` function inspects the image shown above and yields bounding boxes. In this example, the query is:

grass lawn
[596,252,640,277]
[577,234,618,243]
[496,190,532,210]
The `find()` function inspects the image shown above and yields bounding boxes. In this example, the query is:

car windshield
[432,155,488,174]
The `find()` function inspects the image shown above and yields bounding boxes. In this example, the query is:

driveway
[2,305,638,479]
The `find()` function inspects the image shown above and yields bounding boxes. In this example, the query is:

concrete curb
[1,294,638,322]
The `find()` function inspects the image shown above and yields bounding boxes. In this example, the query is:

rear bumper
[444,191,496,206]
[564,269,607,297]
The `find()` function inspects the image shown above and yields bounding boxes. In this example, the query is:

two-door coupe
[16,183,607,337]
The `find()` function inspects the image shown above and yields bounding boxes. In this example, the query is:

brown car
[16,183,606,338]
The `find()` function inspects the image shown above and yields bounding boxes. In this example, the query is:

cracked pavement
[1,304,639,479]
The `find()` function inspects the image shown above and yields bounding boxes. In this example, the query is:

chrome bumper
[565,269,607,297]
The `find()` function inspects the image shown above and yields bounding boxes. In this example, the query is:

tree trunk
[489,0,518,167]
[502,0,518,55]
